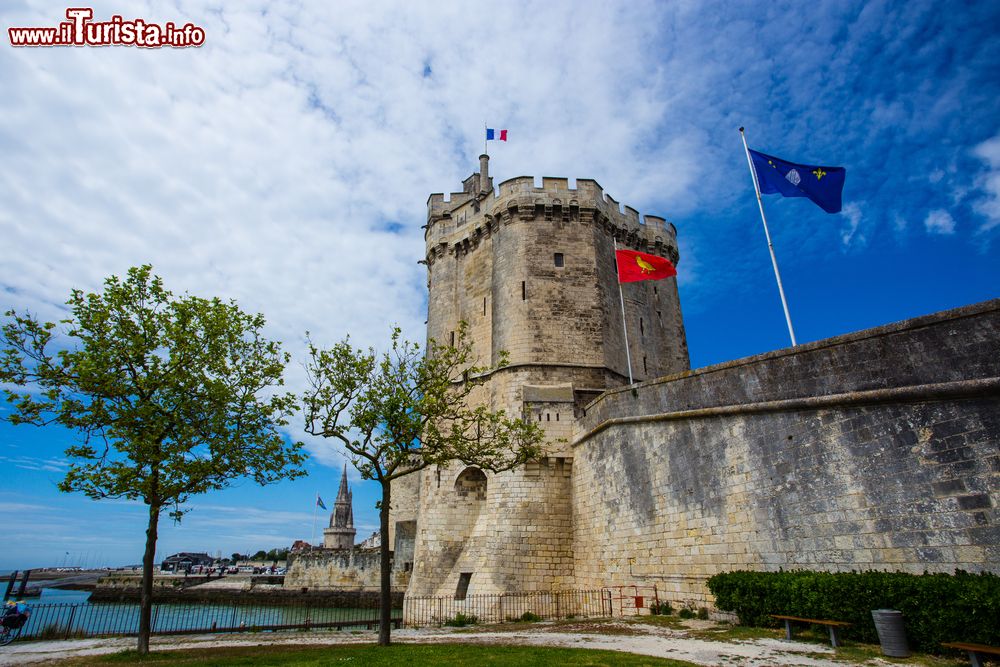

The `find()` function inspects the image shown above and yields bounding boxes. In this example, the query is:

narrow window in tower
[522,281,526,301]
[538,413,542,422]
[657,310,662,325]
[640,318,644,337]
[653,285,658,296]
[556,413,559,421]
[483,297,487,316]
[455,572,472,600]
[554,252,564,268]
[435,467,441,489]
[546,413,550,421]
[643,356,648,374]
[450,331,455,346]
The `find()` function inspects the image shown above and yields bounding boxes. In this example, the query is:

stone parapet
[426,175,678,265]
[570,298,1000,609]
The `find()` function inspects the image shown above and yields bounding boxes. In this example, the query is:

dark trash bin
[871,609,910,657]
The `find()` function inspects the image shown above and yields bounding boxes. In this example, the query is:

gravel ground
[0,620,894,666]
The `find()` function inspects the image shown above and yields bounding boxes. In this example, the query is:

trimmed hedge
[706,569,999,654]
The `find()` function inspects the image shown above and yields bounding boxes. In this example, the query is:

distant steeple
[336,464,352,509]
[322,464,356,549]
[334,464,353,529]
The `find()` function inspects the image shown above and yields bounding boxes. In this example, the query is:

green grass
[689,623,967,667]
[58,643,700,666]
[682,622,778,642]
[644,619,970,667]
[802,642,967,667]
[626,615,688,631]
[451,617,643,635]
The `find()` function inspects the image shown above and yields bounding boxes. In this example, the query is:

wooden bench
[770,614,851,648]
[942,641,1000,667]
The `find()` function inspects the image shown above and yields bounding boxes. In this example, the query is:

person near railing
[1,600,31,643]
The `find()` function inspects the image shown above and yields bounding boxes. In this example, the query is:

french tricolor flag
[486,128,508,141]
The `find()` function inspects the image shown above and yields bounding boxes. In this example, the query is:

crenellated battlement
[426,170,677,263]
[427,190,475,218]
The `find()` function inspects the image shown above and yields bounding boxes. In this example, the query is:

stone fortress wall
[403,157,998,613]
[285,548,384,591]
[571,299,1000,606]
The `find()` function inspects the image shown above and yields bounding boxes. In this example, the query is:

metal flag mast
[613,238,635,384]
[311,493,319,545]
[739,127,798,347]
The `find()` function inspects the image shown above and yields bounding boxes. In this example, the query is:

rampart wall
[571,299,1000,607]
[285,548,407,591]
[409,456,574,597]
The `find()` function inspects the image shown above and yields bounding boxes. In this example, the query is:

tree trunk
[137,502,160,655]
[378,479,392,646]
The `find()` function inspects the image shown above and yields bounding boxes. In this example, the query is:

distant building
[357,531,380,549]
[289,540,312,553]
[160,552,214,572]
[323,465,356,549]
[285,466,409,591]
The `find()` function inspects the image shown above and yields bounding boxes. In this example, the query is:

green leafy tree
[0,266,306,655]
[303,322,545,645]
[264,547,289,562]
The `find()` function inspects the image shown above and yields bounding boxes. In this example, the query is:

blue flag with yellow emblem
[749,149,846,213]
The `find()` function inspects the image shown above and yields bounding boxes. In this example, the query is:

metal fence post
[64,604,78,640]
[3,571,17,603]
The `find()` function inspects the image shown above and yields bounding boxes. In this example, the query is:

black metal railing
[15,589,615,640]
[403,589,612,627]
[17,600,401,640]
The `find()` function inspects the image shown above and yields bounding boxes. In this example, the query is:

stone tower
[406,155,688,598]
[323,465,356,550]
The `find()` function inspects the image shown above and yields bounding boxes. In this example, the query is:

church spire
[336,463,351,505]
[322,464,356,549]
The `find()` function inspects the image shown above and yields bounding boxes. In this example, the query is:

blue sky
[1,1,998,570]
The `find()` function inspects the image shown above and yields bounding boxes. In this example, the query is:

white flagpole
[311,494,318,545]
[739,127,798,347]
[613,238,635,384]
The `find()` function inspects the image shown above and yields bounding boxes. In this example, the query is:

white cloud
[892,212,908,232]
[972,133,1000,235]
[0,2,709,467]
[924,209,956,235]
[0,502,52,512]
[840,202,865,247]
[0,454,69,473]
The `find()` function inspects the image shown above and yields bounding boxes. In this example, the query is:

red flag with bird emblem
[615,249,676,283]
